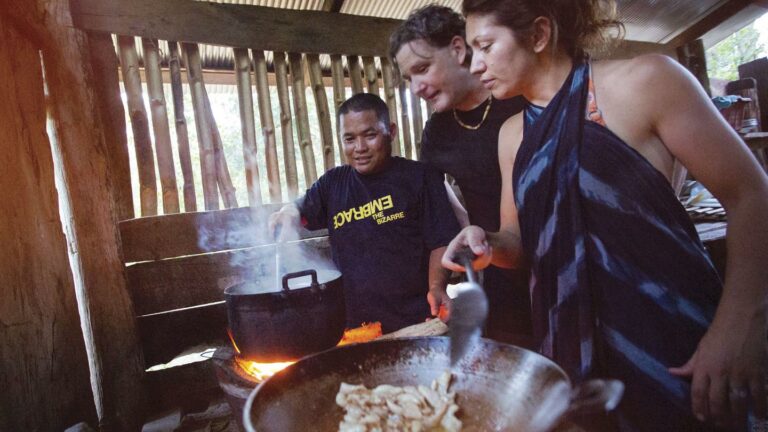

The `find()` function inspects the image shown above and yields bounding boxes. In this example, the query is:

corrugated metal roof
[123,0,763,73]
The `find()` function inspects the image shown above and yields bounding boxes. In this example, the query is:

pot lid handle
[281,269,319,292]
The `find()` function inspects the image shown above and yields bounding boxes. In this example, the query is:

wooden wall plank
[118,35,158,216]
[43,2,146,428]
[347,55,364,95]
[168,40,197,212]
[234,48,263,207]
[274,52,300,198]
[362,56,380,95]
[307,53,336,171]
[0,15,96,431]
[380,57,400,156]
[143,37,181,214]
[252,49,282,202]
[289,52,318,185]
[330,54,347,159]
[71,0,401,56]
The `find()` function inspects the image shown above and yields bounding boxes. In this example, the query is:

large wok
[244,336,614,431]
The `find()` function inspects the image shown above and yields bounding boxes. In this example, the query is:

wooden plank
[168,40,197,212]
[139,302,228,367]
[380,57,400,156]
[71,0,401,56]
[43,3,146,428]
[234,48,262,207]
[288,52,318,184]
[397,81,413,159]
[88,32,134,220]
[118,35,158,216]
[347,55,364,95]
[307,53,336,171]
[120,205,284,262]
[126,236,332,315]
[252,49,282,202]
[0,15,96,431]
[274,52,300,198]
[665,0,753,49]
[143,37,180,214]
[362,56,380,95]
[330,54,347,159]
[182,42,219,210]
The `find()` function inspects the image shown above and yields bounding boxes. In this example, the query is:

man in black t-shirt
[269,94,460,333]
[390,5,532,345]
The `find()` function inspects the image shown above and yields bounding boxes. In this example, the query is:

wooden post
[411,90,424,158]
[0,15,96,432]
[88,32,134,220]
[117,35,158,216]
[182,42,219,210]
[167,40,197,212]
[397,81,413,160]
[380,57,400,156]
[288,52,318,185]
[330,54,346,159]
[202,87,238,208]
[233,47,262,206]
[347,55,364,95]
[307,53,336,170]
[252,49,282,202]
[362,56,380,95]
[142,37,180,214]
[274,52,299,198]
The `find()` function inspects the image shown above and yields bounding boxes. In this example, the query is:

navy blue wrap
[513,59,723,430]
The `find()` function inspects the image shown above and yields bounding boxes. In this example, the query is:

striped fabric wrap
[513,59,724,430]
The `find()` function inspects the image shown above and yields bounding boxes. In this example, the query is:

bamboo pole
[142,37,180,214]
[380,57,400,156]
[167,40,197,212]
[362,56,380,95]
[307,53,335,171]
[288,52,318,185]
[397,81,413,160]
[347,55,364,95]
[202,86,238,208]
[182,42,219,210]
[117,35,158,216]
[411,90,424,158]
[233,47,262,206]
[251,49,282,202]
[273,52,299,198]
[330,54,346,159]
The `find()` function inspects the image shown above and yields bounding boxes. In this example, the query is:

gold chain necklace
[453,97,493,130]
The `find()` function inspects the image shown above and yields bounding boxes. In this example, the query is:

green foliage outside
[706,22,766,82]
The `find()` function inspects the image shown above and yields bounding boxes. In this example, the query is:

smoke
[197,204,337,295]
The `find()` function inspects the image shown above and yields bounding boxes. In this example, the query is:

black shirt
[421,96,525,231]
[299,157,461,333]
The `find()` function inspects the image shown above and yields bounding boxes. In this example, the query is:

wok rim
[241,336,571,432]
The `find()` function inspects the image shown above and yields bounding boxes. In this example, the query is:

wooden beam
[274,52,300,198]
[168,41,197,212]
[665,0,753,49]
[71,0,401,56]
[42,1,146,428]
[0,14,96,431]
[289,52,318,184]
[252,50,282,203]
[308,53,336,171]
[234,48,262,207]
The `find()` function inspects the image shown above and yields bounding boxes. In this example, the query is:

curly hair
[462,0,624,58]
[388,4,469,65]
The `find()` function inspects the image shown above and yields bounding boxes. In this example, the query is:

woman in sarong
[442,0,768,430]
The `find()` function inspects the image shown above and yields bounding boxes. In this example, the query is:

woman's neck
[524,52,574,108]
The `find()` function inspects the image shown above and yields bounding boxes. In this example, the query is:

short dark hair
[388,5,468,65]
[337,93,391,134]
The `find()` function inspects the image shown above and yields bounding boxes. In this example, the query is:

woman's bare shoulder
[499,112,524,160]
[594,55,692,97]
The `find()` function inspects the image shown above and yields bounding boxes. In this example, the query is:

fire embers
[336,371,462,432]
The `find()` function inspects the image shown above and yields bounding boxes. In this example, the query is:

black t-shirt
[421,96,525,231]
[298,157,461,333]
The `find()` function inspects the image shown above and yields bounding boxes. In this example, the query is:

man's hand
[268,203,301,241]
[669,311,767,430]
[427,288,451,321]
[442,225,492,272]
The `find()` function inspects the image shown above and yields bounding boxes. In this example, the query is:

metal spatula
[449,248,489,367]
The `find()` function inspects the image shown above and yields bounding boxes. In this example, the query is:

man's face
[395,38,467,113]
[340,110,394,175]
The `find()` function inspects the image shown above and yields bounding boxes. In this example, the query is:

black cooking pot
[224,269,345,362]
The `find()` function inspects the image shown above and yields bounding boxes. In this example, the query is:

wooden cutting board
[377,319,448,340]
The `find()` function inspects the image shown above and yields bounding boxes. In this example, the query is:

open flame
[228,323,383,381]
